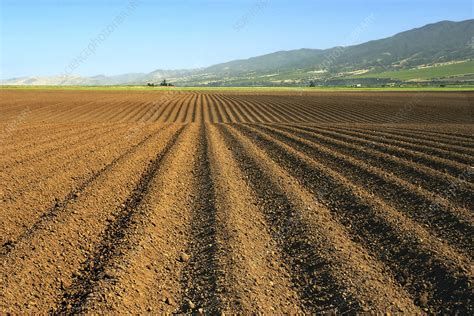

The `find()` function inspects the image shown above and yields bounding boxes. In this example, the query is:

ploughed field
[0,90,473,314]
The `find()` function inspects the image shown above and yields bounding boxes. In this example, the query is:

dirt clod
[179,252,190,262]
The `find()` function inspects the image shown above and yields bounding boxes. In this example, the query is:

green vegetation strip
[352,61,474,80]
[1,85,474,92]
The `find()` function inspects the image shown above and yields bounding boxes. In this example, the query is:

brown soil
[1,90,473,314]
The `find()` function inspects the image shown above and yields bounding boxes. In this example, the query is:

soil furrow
[205,124,303,313]
[0,123,96,154]
[0,125,183,314]
[53,126,185,313]
[390,126,474,141]
[219,124,421,314]
[218,95,249,123]
[254,124,474,256]
[177,124,225,313]
[292,125,474,206]
[295,125,474,191]
[347,126,474,156]
[233,123,472,314]
[0,126,165,256]
[249,96,292,123]
[0,124,120,180]
[334,126,474,165]
[68,125,198,314]
[0,124,114,168]
[209,94,229,123]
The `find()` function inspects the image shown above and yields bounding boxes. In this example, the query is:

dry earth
[0,90,473,314]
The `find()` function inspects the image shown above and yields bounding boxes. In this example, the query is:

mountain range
[2,19,473,86]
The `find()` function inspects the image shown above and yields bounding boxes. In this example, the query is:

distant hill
[2,19,473,86]
[329,19,474,71]
[183,19,474,85]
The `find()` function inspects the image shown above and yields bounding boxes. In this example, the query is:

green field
[352,60,474,80]
[1,84,474,92]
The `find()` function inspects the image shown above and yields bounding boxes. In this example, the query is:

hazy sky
[1,0,472,79]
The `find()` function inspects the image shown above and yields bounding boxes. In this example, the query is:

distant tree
[309,80,316,87]
[158,79,174,86]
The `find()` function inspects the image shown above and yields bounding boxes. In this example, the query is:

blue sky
[1,0,472,79]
